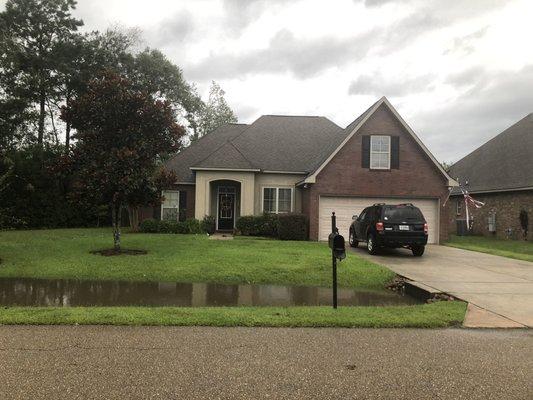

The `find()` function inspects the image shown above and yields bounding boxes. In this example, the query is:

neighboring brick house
[146,97,455,242]
[447,114,533,240]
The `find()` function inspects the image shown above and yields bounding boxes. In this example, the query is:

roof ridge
[228,141,256,169]
[177,123,248,157]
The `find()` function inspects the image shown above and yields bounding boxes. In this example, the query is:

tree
[61,72,184,250]
[124,48,204,138]
[193,81,237,141]
[51,28,138,150]
[0,0,83,145]
[440,161,455,173]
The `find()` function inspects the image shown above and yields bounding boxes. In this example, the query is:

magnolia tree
[61,72,184,250]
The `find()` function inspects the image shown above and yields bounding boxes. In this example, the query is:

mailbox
[328,232,346,261]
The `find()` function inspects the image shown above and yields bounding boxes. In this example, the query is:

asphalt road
[0,326,531,399]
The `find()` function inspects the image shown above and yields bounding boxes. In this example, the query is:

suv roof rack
[397,203,414,207]
[373,203,386,206]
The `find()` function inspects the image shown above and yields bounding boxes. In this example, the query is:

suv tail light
[424,223,428,235]
[376,222,384,232]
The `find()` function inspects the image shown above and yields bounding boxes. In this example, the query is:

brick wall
[447,191,533,240]
[306,103,450,241]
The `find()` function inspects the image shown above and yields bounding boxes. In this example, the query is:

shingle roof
[165,123,249,182]
[449,113,533,193]
[165,115,346,182]
[228,115,344,172]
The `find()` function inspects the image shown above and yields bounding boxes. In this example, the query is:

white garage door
[319,196,439,244]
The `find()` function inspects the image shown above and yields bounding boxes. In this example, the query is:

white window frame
[370,135,391,170]
[456,198,463,216]
[161,190,180,221]
[261,187,294,214]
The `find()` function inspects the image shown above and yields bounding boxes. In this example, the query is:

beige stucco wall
[194,170,256,219]
[195,171,305,219]
[253,173,305,214]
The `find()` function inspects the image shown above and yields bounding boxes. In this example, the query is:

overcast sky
[4,0,533,162]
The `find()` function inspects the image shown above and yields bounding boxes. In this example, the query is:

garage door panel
[319,196,438,244]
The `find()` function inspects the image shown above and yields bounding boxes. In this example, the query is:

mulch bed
[90,249,147,257]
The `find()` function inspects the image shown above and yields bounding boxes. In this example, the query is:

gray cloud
[348,72,436,97]
[147,10,195,48]
[444,27,488,56]
[221,0,293,35]
[414,65,533,162]
[187,0,508,81]
[185,28,377,80]
[444,66,488,89]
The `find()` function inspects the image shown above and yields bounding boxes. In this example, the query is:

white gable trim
[303,97,458,187]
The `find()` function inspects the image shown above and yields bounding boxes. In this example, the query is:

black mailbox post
[328,212,346,309]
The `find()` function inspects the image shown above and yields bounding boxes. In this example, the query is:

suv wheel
[349,229,358,248]
[412,245,425,257]
[367,233,379,255]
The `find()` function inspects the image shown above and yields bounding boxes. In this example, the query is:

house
[447,114,533,240]
[145,97,455,243]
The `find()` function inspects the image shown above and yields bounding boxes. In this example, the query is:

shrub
[277,213,308,241]
[237,214,278,237]
[236,213,308,240]
[185,218,202,234]
[139,218,160,233]
[139,218,206,234]
[201,215,216,234]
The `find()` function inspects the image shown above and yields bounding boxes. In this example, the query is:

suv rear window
[383,206,424,222]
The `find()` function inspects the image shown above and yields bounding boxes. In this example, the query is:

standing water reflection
[0,278,422,307]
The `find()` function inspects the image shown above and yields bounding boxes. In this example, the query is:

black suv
[349,203,428,256]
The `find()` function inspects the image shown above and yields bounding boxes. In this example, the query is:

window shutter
[391,136,400,169]
[179,191,187,222]
[362,136,370,168]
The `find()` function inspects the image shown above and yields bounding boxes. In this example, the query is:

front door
[217,187,236,230]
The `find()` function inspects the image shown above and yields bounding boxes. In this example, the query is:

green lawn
[0,228,394,290]
[445,235,533,263]
[0,302,466,328]
[0,228,467,327]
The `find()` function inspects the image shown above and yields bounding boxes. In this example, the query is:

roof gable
[302,97,456,186]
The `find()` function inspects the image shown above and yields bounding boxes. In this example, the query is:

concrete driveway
[351,245,533,328]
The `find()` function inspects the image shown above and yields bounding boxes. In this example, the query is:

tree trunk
[112,202,121,251]
[65,95,71,151]
[128,206,140,232]
[38,90,45,145]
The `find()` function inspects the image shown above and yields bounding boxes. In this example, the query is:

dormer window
[370,135,391,169]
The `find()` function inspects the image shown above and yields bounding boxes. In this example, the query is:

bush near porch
[236,213,308,241]
[139,216,215,235]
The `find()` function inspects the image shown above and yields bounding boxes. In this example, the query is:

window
[370,135,391,169]
[161,190,179,220]
[262,187,293,213]
[456,199,463,216]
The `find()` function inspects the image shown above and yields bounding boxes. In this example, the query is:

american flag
[460,187,485,229]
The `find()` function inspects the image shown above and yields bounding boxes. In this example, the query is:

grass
[445,234,533,263]
[0,228,467,327]
[0,228,394,290]
[0,302,466,328]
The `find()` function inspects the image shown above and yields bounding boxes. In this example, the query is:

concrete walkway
[351,245,533,328]
[0,326,531,399]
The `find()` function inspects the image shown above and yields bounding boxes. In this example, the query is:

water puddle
[0,278,422,307]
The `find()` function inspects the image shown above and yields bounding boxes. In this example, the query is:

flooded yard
[0,278,422,307]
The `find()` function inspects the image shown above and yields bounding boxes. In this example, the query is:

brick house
[145,97,455,242]
[447,114,533,240]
